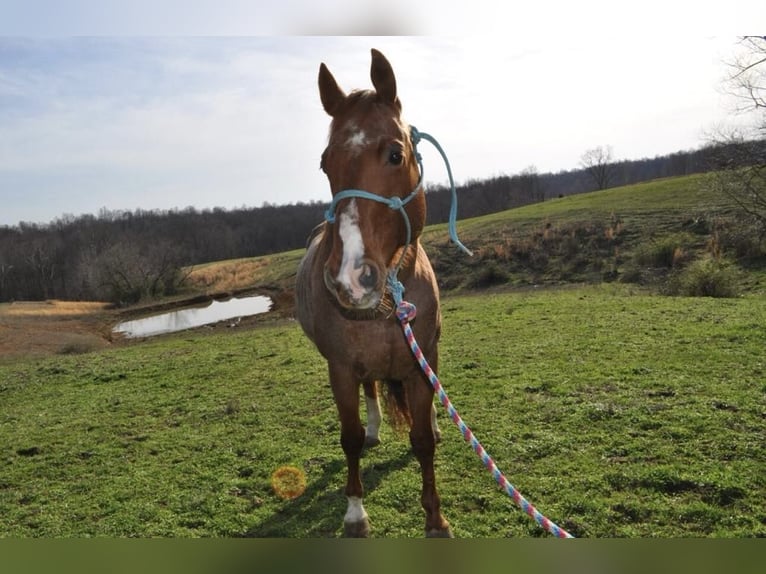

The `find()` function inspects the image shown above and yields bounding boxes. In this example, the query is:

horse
[295,49,452,538]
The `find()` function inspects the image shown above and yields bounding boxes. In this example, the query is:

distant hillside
[424,142,728,224]
[426,173,765,295]
[2,140,764,304]
[188,173,765,300]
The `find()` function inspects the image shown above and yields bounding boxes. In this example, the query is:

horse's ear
[370,49,398,106]
[318,62,346,117]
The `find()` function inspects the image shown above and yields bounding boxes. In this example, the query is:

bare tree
[580,145,615,190]
[724,36,766,116]
[0,262,13,300]
[709,37,766,242]
[78,239,188,306]
[520,164,545,202]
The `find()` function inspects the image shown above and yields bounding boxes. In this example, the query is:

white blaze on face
[337,199,367,300]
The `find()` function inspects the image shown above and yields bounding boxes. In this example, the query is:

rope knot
[395,300,417,322]
[388,196,404,211]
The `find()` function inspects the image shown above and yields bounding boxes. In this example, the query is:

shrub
[665,257,741,298]
[634,235,694,269]
[466,263,510,289]
[713,220,766,263]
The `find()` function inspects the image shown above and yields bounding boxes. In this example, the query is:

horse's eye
[388,149,403,165]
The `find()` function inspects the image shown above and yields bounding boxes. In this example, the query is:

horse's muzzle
[324,259,384,310]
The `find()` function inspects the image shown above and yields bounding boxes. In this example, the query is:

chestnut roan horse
[295,49,452,537]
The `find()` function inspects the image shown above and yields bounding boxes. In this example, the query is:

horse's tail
[380,379,411,434]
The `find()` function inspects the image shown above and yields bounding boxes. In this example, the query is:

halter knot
[388,196,404,211]
[324,206,337,224]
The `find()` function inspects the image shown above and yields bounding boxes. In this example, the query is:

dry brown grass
[185,258,271,293]
[184,251,303,295]
[0,300,110,317]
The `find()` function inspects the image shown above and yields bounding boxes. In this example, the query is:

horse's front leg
[329,362,370,537]
[407,351,452,537]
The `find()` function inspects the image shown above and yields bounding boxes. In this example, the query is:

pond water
[113,295,272,339]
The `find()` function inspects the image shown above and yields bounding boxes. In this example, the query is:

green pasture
[1,285,764,537]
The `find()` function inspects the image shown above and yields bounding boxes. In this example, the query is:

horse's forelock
[328,91,404,142]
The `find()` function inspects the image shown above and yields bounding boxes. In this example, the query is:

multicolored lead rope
[390,277,574,538]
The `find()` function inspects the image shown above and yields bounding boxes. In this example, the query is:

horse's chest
[321,319,424,381]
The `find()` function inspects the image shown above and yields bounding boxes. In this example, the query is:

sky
[0,1,763,226]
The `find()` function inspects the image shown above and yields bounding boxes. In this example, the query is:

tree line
[0,141,759,305]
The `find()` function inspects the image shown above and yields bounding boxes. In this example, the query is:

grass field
[1,173,764,538]
[1,285,764,537]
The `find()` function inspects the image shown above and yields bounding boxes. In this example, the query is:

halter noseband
[323,125,472,302]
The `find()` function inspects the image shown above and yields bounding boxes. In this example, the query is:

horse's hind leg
[329,363,370,537]
[407,358,452,537]
[362,380,382,448]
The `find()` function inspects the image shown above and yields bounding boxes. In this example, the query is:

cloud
[0,35,748,225]
[0,39,328,223]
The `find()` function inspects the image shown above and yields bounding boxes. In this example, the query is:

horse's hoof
[344,519,371,538]
[426,526,454,538]
[364,436,381,449]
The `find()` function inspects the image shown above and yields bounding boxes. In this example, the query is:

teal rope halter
[409,126,472,258]
[324,125,472,279]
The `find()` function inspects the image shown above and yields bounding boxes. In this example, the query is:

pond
[113,295,272,339]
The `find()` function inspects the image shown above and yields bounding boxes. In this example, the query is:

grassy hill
[426,173,763,293]
[184,172,765,299]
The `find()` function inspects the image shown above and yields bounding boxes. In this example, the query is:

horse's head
[318,49,425,311]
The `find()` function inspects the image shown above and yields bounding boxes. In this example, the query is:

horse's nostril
[358,263,378,290]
